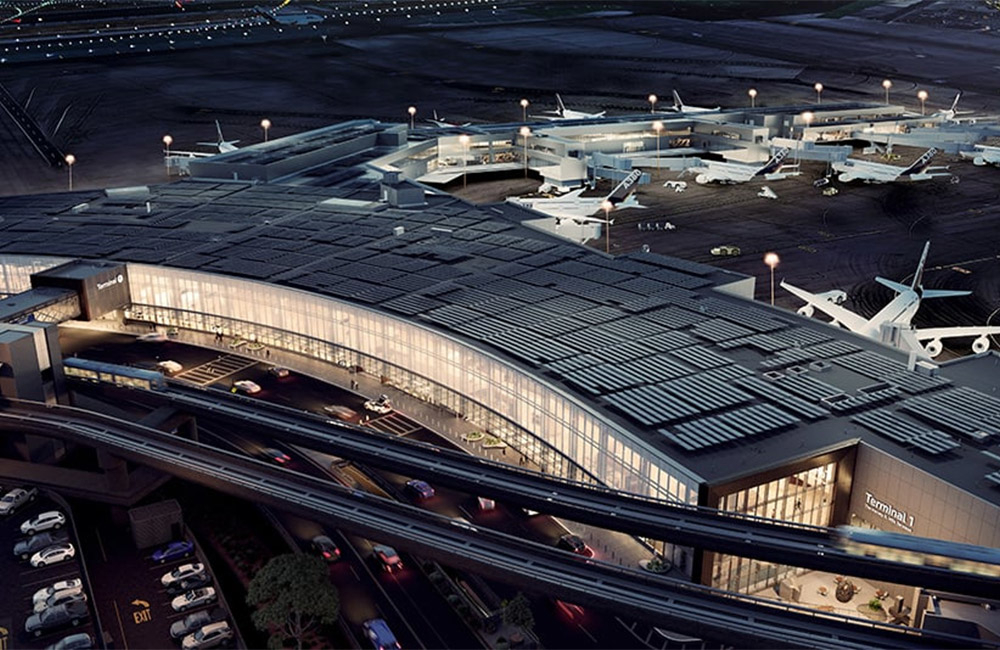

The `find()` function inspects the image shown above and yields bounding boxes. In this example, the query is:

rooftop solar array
[4,131,1000,497]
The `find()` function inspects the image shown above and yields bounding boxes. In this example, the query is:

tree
[501,591,535,633]
[247,553,339,649]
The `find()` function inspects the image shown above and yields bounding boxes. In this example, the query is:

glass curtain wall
[0,256,70,298]
[125,264,702,509]
[711,462,837,594]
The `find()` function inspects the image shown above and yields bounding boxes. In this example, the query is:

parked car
[362,618,401,650]
[136,332,168,343]
[267,366,290,378]
[166,572,212,595]
[710,244,741,257]
[260,448,291,465]
[170,608,228,640]
[45,632,94,650]
[33,579,83,607]
[25,600,89,637]
[557,533,594,558]
[232,380,261,394]
[0,486,38,515]
[157,360,184,375]
[31,543,76,567]
[152,539,194,564]
[15,530,70,560]
[181,621,233,650]
[21,511,66,535]
[34,589,87,614]
[322,404,358,421]
[373,544,403,573]
[363,394,393,415]
[171,587,217,612]
[161,563,206,588]
[310,535,340,562]
[404,479,435,500]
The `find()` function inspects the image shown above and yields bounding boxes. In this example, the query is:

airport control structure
[2,101,1000,640]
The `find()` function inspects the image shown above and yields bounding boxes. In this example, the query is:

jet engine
[695,174,710,185]
[972,336,991,354]
[924,339,943,358]
[797,305,815,318]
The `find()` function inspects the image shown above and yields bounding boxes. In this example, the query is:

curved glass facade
[121,264,701,505]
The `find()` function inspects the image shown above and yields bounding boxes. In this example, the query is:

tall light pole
[764,252,779,306]
[64,154,75,191]
[917,89,928,116]
[520,98,529,122]
[882,79,892,105]
[162,135,173,177]
[602,199,613,254]
[648,93,657,114]
[748,88,757,108]
[652,120,663,177]
[799,111,813,163]
[459,134,470,189]
[519,126,530,178]
[407,105,416,130]
[814,82,824,104]
[260,118,271,142]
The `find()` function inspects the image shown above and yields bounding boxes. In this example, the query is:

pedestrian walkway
[179,354,256,386]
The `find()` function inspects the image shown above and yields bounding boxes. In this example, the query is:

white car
[182,621,233,650]
[33,588,87,614]
[171,587,217,612]
[32,579,83,607]
[363,394,393,415]
[0,487,38,515]
[21,511,66,535]
[233,380,261,394]
[31,543,76,567]
[161,563,206,588]
[158,360,184,375]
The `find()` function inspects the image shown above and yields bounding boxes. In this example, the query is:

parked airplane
[197,120,239,153]
[960,144,1000,167]
[689,148,796,184]
[781,241,1000,358]
[428,110,472,128]
[507,169,644,220]
[930,92,974,123]
[833,147,950,183]
[534,94,606,120]
[668,90,719,114]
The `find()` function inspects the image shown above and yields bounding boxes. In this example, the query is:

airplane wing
[780,280,870,333]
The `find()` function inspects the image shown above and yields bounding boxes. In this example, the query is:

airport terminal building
[2,118,1000,626]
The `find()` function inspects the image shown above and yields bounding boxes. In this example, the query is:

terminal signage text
[864,491,914,532]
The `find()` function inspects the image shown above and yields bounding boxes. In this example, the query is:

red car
[373,544,403,572]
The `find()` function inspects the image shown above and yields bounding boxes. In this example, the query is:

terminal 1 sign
[865,491,914,532]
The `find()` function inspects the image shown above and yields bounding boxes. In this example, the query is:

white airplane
[197,120,239,153]
[534,94,606,120]
[428,110,472,128]
[690,147,796,185]
[507,168,644,220]
[781,241,1000,358]
[833,147,950,183]
[960,144,1000,167]
[930,92,974,123]
[668,90,719,114]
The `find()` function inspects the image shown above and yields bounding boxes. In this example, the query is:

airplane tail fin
[605,169,643,205]
[671,90,683,111]
[910,240,931,290]
[555,94,566,116]
[433,110,440,121]
[215,120,225,144]
[756,147,791,176]
[949,92,962,115]
[901,148,938,176]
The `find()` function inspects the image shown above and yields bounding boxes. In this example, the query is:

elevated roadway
[138,384,1000,600]
[0,398,991,650]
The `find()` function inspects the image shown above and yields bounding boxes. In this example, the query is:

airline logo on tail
[756,148,791,176]
[902,147,938,176]
[607,169,643,205]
